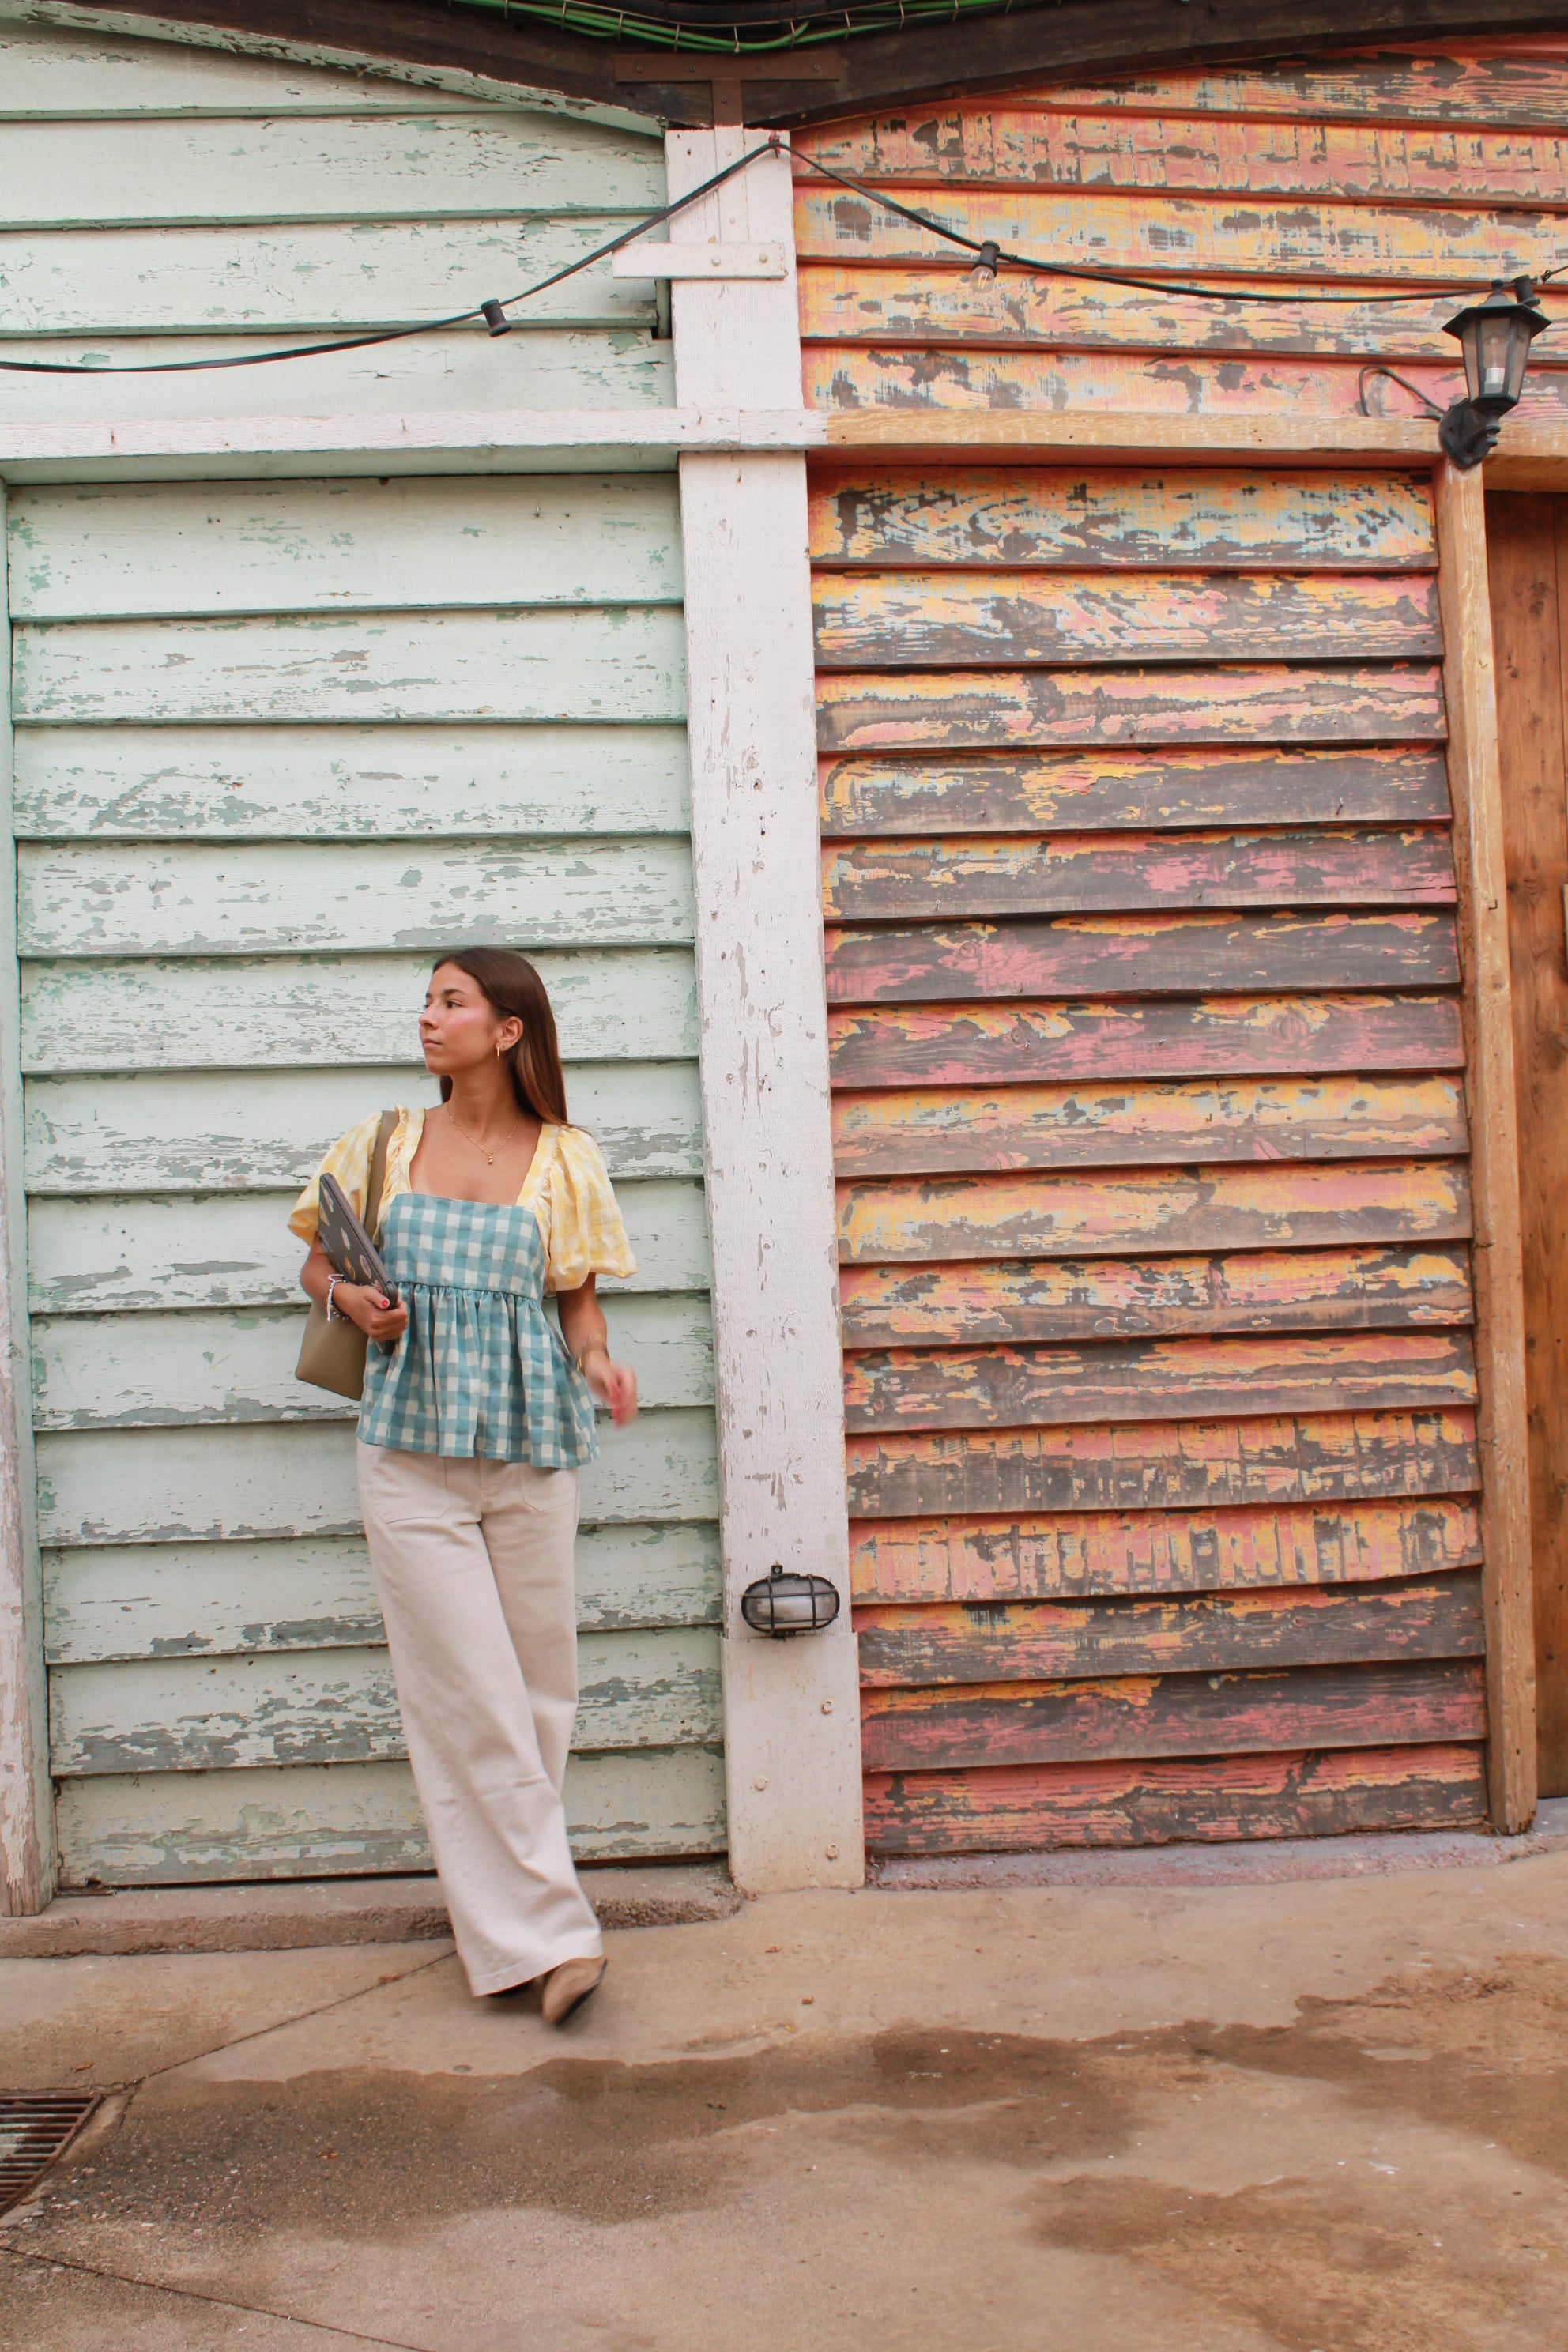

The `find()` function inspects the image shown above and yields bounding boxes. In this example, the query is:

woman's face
[419,963,521,1076]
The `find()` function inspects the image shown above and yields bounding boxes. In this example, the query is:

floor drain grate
[0,2094,100,2215]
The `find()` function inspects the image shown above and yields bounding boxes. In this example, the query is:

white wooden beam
[612,243,787,281]
[668,127,864,1894]
[0,406,827,487]
[0,486,51,1914]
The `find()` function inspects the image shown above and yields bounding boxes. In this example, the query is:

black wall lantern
[740,1564,842,1638]
[1439,277,1549,468]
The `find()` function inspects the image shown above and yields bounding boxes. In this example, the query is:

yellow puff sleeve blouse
[288,1109,636,1293]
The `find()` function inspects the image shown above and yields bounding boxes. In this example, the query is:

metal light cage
[740,1564,842,1638]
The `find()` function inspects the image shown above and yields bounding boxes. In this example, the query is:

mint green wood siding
[13,464,722,1882]
[0,18,672,423]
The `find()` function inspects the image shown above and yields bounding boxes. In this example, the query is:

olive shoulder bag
[294,1110,398,1401]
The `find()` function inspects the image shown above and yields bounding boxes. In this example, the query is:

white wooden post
[0,488,51,1913]
[665,129,864,1890]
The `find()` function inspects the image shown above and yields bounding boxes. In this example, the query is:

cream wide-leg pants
[356,1441,604,1996]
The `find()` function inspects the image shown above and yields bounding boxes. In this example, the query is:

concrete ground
[2,1856,1567,2352]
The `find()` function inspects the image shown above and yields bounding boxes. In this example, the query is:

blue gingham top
[358,1191,599,1466]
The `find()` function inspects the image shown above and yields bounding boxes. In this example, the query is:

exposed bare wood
[849,1494,1483,1602]
[820,748,1452,839]
[837,1159,1472,1267]
[827,995,1465,1088]
[839,1245,1474,1348]
[1435,460,1537,1835]
[843,1329,1478,1434]
[861,1741,1487,1853]
[846,1408,1480,1520]
[861,1658,1487,1772]
[807,468,1437,571]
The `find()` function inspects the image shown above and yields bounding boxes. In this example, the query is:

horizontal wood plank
[825,910,1460,1003]
[800,345,1517,423]
[822,829,1455,922]
[13,722,691,842]
[0,24,528,117]
[861,1741,1487,1853]
[1014,52,1568,129]
[838,1159,1471,1265]
[31,1294,714,1430]
[796,110,1568,205]
[813,572,1442,668]
[0,113,664,231]
[34,1408,720,1545]
[839,1245,1474,1347]
[807,466,1436,569]
[797,266,1556,364]
[7,477,681,618]
[827,994,1464,1087]
[11,608,687,726]
[816,664,1447,752]
[860,1657,1487,1773]
[28,1179,711,1314]
[0,326,673,432]
[854,1570,1485,1687]
[24,1064,703,1193]
[49,1626,722,1774]
[832,1073,1465,1177]
[845,1329,1477,1434]
[19,839,695,957]
[53,1750,726,1883]
[845,1407,1480,1518]
[22,948,698,1074]
[819,748,1450,838]
[848,1494,1483,1602]
[0,219,652,337]
[793,183,1568,277]
[44,1521,722,1663]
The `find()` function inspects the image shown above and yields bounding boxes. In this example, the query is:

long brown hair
[430,948,570,1125]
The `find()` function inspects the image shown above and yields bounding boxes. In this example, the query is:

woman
[290,948,638,2024]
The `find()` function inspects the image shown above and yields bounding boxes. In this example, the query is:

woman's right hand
[334,1283,409,1344]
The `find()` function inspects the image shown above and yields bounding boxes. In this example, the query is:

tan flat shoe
[541,1956,605,2026]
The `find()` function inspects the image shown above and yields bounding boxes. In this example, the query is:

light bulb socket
[481,300,512,337]
[971,239,1001,285]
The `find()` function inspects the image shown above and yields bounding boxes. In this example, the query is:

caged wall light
[740,1564,842,1638]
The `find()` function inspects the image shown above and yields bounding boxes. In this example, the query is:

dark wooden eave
[53,0,1568,123]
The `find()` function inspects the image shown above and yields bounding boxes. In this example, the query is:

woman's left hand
[581,1348,638,1427]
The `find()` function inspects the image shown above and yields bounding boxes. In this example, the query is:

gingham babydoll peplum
[358,1192,599,1465]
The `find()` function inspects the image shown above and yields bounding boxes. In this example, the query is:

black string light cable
[0,138,782,374]
[789,147,1568,309]
[6,133,1566,377]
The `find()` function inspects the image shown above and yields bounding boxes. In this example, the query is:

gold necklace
[444,1103,524,1167]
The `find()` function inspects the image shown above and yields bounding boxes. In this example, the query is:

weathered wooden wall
[817,462,1486,1853]
[0,11,670,426]
[1,27,722,1884]
[792,44,1546,1850]
[794,36,1568,426]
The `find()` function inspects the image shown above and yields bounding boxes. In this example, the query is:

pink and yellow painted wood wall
[789,39,1561,1852]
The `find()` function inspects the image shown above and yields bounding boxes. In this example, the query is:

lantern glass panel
[1477,310,1518,404]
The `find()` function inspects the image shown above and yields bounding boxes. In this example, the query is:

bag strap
[364,1110,398,1242]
